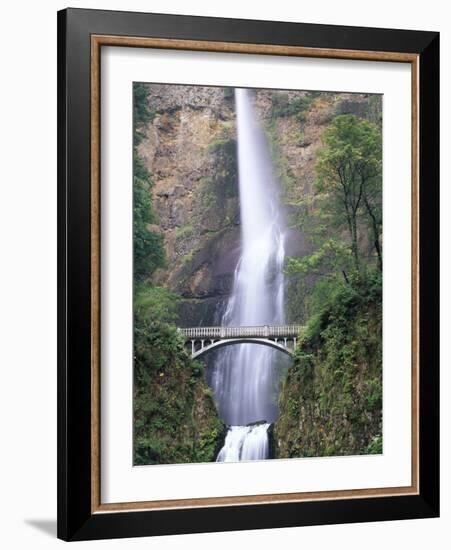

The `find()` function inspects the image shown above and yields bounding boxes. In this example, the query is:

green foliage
[175,224,195,240]
[134,317,185,383]
[271,92,316,120]
[285,114,383,325]
[133,86,163,281]
[315,114,382,271]
[365,434,383,454]
[133,83,155,145]
[275,271,382,458]
[304,270,381,340]
[133,154,166,281]
[192,137,238,231]
[316,115,382,193]
[285,238,355,325]
[133,287,224,465]
[286,238,352,276]
[134,283,180,323]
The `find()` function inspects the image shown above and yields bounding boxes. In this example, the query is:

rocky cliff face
[138,85,239,326]
[137,85,378,327]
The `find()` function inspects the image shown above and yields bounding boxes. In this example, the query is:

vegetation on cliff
[315,114,382,272]
[133,83,224,465]
[272,102,383,457]
[133,154,166,281]
[274,271,382,457]
[133,284,224,465]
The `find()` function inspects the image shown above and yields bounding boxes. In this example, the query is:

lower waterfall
[216,424,270,462]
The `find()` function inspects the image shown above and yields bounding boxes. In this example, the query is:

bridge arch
[191,337,293,360]
[178,325,302,360]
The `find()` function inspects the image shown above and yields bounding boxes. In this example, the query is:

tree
[315,115,382,272]
[133,83,154,145]
[362,170,383,271]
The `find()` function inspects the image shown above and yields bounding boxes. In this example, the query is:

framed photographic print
[57,8,439,541]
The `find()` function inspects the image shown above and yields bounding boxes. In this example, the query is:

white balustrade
[179,325,302,340]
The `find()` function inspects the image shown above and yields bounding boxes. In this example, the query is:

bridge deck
[178,325,303,340]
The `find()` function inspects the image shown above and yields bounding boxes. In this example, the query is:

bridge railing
[178,325,303,340]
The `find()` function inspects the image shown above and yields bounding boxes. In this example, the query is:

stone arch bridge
[178,325,303,359]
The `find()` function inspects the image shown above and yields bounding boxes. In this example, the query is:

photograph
[132,82,383,466]
[53,5,440,542]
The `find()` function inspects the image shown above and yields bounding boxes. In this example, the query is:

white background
[102,49,412,503]
[0,0,448,548]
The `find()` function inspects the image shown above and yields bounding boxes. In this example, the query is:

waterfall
[212,88,287,462]
[216,423,270,462]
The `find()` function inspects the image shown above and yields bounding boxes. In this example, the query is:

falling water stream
[211,88,288,462]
